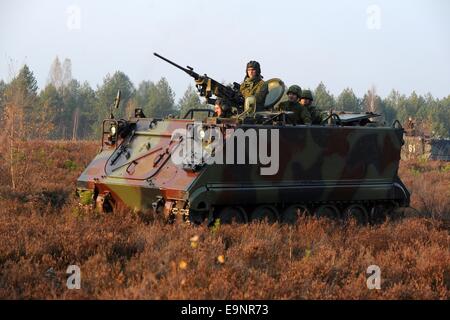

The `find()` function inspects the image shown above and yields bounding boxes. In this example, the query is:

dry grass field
[0,141,449,299]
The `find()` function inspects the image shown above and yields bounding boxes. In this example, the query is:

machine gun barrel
[154,52,243,108]
[153,52,200,80]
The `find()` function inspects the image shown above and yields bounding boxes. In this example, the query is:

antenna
[110,90,121,119]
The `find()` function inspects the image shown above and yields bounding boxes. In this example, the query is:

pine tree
[178,84,203,118]
[144,77,176,117]
[336,88,360,112]
[314,82,335,110]
[93,71,135,137]
[135,80,154,108]
[5,64,39,132]
[1,65,39,188]
[37,84,60,138]
[74,81,96,139]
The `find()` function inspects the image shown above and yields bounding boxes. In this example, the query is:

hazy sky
[1,0,449,101]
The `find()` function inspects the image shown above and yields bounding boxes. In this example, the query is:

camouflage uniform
[300,90,323,125]
[276,85,312,124]
[240,61,268,110]
[278,101,312,125]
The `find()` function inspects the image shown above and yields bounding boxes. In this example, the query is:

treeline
[0,57,449,140]
[314,83,450,138]
[0,57,206,141]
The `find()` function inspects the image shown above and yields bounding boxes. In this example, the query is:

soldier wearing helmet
[213,98,224,117]
[240,60,268,111]
[213,98,235,118]
[299,90,323,124]
[299,90,313,107]
[276,85,312,125]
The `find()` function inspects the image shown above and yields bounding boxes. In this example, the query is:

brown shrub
[0,141,449,299]
[399,160,450,220]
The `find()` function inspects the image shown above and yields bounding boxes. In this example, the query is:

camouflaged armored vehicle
[76,54,410,224]
[401,118,450,161]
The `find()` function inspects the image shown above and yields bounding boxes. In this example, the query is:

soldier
[406,117,415,130]
[299,90,323,124]
[404,117,416,136]
[213,98,224,117]
[213,98,234,118]
[276,85,311,124]
[240,61,268,111]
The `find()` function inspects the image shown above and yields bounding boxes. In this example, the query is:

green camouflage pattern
[300,90,314,100]
[240,77,268,110]
[77,109,410,223]
[276,101,312,124]
[287,85,302,97]
[307,105,324,124]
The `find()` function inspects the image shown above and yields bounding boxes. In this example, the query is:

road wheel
[281,205,309,224]
[250,205,279,223]
[369,204,388,224]
[343,204,368,225]
[315,205,340,219]
[216,206,248,224]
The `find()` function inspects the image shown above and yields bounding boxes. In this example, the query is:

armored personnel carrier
[76,55,410,224]
[401,118,450,161]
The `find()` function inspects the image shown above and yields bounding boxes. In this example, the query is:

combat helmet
[287,85,302,98]
[246,60,261,75]
[300,89,314,101]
